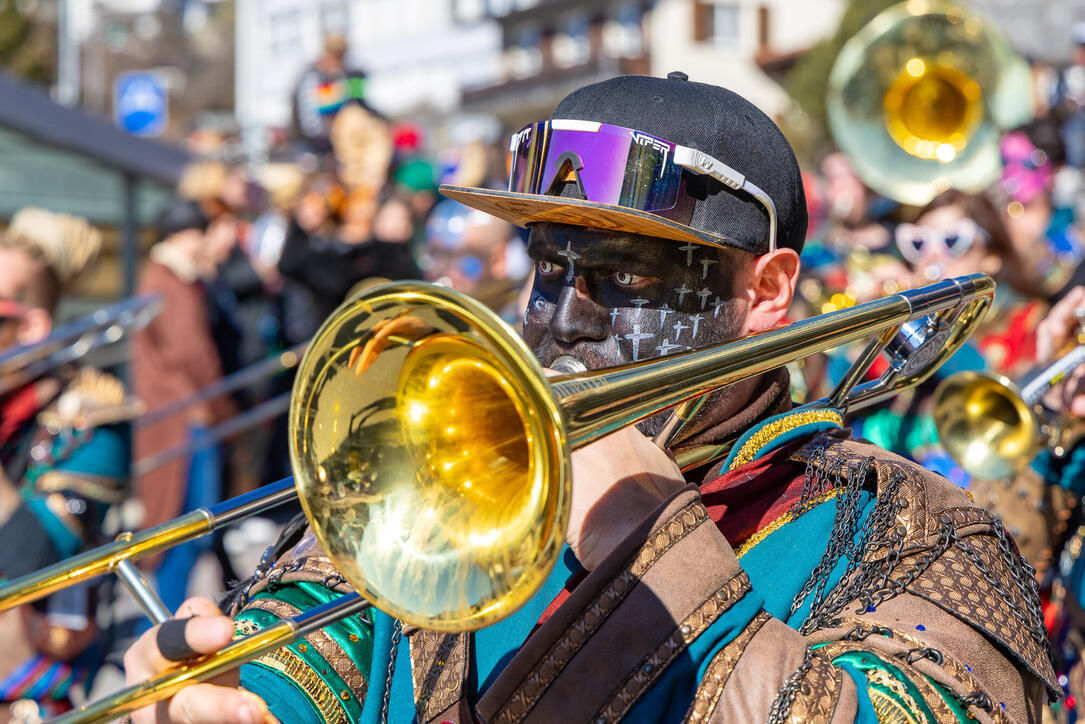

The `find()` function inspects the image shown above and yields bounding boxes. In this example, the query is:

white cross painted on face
[674,283,693,306]
[700,258,718,280]
[658,304,673,326]
[630,297,650,314]
[696,288,713,310]
[610,308,621,327]
[656,338,682,356]
[557,241,582,282]
[679,243,698,266]
[672,319,690,339]
[689,313,704,338]
[710,296,726,318]
[624,324,655,362]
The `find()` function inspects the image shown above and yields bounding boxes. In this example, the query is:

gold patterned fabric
[683,611,772,723]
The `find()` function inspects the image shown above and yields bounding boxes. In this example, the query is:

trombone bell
[932,371,1040,480]
[290,285,568,632]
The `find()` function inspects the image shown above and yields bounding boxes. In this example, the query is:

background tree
[0,0,57,85]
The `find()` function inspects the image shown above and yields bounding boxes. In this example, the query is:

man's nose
[550,280,609,344]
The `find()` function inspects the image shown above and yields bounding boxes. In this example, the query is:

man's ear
[742,248,800,335]
[16,307,52,346]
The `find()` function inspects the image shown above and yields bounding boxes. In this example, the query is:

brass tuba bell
[827,0,1033,205]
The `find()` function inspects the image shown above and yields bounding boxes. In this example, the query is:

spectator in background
[1052,23,1085,169]
[279,188,420,325]
[132,200,236,612]
[292,34,367,154]
[423,199,530,321]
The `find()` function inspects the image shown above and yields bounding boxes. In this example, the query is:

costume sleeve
[229,537,374,724]
[477,487,1049,724]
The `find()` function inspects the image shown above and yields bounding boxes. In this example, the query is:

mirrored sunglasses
[507,119,778,253]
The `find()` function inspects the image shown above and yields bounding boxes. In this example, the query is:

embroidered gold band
[243,597,368,696]
[592,571,752,723]
[492,501,709,724]
[252,647,348,724]
[735,487,842,560]
[683,611,771,723]
[729,409,844,471]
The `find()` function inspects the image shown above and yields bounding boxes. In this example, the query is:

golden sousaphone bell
[828,0,1033,205]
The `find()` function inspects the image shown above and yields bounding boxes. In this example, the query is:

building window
[602,2,643,58]
[693,1,740,46]
[506,25,543,78]
[552,12,591,68]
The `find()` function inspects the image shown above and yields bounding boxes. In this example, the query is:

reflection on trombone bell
[934,340,1085,480]
[0,275,997,724]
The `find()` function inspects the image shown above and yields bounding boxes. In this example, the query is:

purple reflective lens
[508,121,683,213]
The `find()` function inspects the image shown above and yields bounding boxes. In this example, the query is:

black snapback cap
[441,72,807,255]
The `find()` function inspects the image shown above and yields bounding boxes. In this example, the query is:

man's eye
[613,271,644,287]
[537,260,561,275]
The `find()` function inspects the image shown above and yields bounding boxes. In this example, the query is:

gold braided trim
[869,687,923,724]
[233,618,261,637]
[593,571,752,723]
[252,647,348,724]
[866,668,926,724]
[735,487,842,560]
[683,611,772,723]
[727,409,844,470]
[492,501,709,724]
[242,598,368,697]
[35,470,126,503]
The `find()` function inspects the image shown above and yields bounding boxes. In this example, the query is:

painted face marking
[534,297,547,310]
[656,338,682,356]
[624,324,655,362]
[630,297,650,310]
[609,308,621,326]
[557,240,582,283]
[700,258,718,279]
[710,296,725,318]
[679,243,698,267]
[689,313,704,338]
[672,319,690,339]
[674,283,693,305]
[658,304,673,326]
[697,287,713,310]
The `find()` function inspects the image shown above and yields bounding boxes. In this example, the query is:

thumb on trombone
[123,596,271,724]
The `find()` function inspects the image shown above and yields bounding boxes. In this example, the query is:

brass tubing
[51,594,371,724]
[0,477,298,612]
[553,276,991,449]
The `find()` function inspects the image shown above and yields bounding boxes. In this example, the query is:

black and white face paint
[523,222,750,372]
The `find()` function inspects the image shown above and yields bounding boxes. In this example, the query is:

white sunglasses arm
[673,146,778,254]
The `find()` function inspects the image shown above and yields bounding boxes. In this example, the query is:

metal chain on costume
[766,646,816,724]
[380,619,402,724]
[791,453,873,622]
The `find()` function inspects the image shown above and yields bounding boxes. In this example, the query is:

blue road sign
[114,72,167,137]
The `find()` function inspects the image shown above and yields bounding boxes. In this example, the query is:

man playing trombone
[0,209,138,720]
[123,75,1057,723]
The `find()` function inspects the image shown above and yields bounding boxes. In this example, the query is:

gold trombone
[1,276,994,724]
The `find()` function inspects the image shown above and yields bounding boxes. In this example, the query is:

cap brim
[439,185,734,250]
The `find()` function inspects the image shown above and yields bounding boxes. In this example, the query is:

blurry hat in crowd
[155,199,209,241]
[395,158,439,193]
[441,72,806,256]
[999,131,1053,204]
[2,208,102,288]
